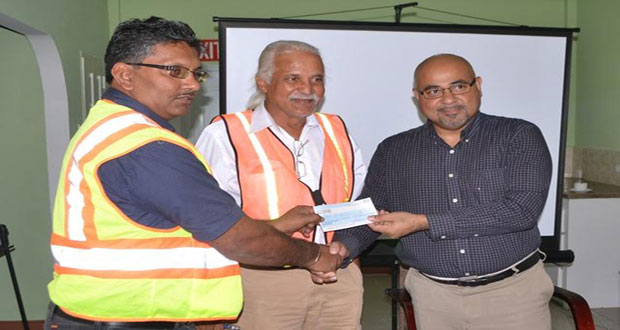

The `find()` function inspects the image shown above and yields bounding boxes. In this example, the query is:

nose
[298,80,312,94]
[440,88,457,103]
[184,73,201,92]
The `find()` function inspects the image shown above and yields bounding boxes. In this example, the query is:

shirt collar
[249,102,319,135]
[102,87,176,132]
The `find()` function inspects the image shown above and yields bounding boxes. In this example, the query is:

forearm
[210,216,318,267]
[427,188,549,240]
[428,123,552,240]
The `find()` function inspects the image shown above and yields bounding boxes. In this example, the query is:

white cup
[573,182,588,192]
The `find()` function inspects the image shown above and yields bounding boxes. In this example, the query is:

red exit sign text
[200,39,219,62]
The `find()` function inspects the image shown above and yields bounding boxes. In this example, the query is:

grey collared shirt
[334,112,552,278]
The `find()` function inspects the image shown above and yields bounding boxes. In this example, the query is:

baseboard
[0,320,44,330]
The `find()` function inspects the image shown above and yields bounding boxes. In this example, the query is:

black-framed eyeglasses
[417,78,477,99]
[126,63,208,83]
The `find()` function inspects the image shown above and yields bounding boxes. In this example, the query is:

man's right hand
[304,244,347,284]
[269,205,322,237]
[328,241,350,260]
[302,245,342,277]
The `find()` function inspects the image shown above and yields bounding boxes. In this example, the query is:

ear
[412,88,420,101]
[256,76,269,94]
[475,76,483,97]
[111,63,135,91]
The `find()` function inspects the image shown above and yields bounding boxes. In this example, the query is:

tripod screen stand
[0,224,30,330]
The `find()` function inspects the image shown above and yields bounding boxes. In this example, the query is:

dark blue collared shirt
[335,112,552,278]
[97,88,244,242]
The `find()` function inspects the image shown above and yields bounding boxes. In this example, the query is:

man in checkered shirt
[334,54,553,330]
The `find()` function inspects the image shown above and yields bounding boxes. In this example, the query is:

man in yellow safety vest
[45,17,341,330]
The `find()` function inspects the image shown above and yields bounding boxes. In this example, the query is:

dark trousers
[44,303,196,330]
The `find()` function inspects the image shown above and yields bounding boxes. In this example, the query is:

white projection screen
[217,18,576,250]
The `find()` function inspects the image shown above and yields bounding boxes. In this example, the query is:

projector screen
[217,18,575,250]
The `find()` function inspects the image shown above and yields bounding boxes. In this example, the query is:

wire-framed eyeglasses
[417,78,477,99]
[294,140,308,179]
[126,63,208,83]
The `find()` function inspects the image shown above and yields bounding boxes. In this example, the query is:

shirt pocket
[472,167,506,204]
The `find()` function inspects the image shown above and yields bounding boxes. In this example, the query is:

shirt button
[452,198,458,203]
[460,249,466,254]
[440,235,446,239]
[448,173,454,178]
[474,234,479,237]
[449,149,455,154]
[465,139,469,143]
[465,272,470,276]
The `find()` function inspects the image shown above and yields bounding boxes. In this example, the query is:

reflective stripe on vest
[48,100,241,322]
[217,110,354,243]
[233,112,280,219]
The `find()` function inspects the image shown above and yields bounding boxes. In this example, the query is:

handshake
[275,202,429,284]
[273,205,352,285]
[303,241,350,285]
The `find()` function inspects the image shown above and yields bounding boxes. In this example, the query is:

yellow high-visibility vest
[48,99,242,322]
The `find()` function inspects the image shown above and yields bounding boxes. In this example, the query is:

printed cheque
[314,198,378,231]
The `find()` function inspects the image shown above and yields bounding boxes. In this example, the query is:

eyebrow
[422,79,471,90]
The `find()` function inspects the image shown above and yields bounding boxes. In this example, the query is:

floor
[593,308,620,330]
[361,273,620,330]
[361,274,393,330]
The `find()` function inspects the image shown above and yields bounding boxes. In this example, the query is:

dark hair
[104,16,201,83]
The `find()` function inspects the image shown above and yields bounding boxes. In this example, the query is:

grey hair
[246,40,322,109]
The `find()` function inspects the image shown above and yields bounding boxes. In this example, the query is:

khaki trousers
[404,261,554,330]
[234,264,363,330]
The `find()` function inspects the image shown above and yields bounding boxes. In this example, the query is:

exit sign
[200,39,219,62]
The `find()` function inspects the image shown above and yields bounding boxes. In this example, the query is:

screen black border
[216,17,578,252]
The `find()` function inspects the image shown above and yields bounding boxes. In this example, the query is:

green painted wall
[108,0,574,35]
[575,0,620,150]
[107,0,579,143]
[0,0,109,320]
[0,27,48,322]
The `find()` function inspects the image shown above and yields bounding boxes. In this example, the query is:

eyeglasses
[126,63,208,83]
[293,140,308,179]
[417,78,477,99]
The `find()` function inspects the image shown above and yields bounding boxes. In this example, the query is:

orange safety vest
[48,100,242,322]
[216,110,354,243]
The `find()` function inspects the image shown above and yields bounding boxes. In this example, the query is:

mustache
[289,92,319,102]
[438,104,466,112]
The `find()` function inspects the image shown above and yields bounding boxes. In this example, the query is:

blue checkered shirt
[334,112,552,278]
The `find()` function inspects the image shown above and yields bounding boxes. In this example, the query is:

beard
[436,104,473,129]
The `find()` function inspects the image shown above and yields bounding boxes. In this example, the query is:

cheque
[314,198,378,231]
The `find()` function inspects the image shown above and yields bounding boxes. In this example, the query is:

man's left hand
[367,211,429,238]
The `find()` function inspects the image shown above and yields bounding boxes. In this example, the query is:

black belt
[422,252,541,287]
[54,306,187,329]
